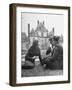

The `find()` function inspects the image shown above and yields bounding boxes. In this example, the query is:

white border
[16,7,68,83]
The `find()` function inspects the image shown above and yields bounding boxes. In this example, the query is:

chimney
[28,24,30,44]
[28,24,30,37]
[52,27,54,32]
[43,21,44,25]
[37,20,39,25]
[52,27,55,36]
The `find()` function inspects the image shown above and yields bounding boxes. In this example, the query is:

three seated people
[22,36,63,70]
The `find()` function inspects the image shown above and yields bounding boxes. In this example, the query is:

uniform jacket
[46,44,63,69]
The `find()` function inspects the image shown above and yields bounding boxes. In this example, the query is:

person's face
[49,39,53,45]
[50,41,52,44]
[52,40,56,46]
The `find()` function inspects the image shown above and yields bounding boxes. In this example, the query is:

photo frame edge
[9,3,70,86]
[9,4,16,86]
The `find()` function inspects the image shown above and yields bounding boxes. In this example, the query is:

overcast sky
[21,12,64,36]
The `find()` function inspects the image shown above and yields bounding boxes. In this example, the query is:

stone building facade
[28,20,54,50]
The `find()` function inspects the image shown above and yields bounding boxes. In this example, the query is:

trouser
[42,58,63,69]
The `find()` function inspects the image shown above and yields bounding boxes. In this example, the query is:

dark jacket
[45,45,63,69]
[25,45,42,64]
[46,47,51,55]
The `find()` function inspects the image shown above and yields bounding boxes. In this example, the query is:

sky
[21,12,64,36]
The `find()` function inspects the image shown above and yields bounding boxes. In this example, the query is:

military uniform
[44,45,63,69]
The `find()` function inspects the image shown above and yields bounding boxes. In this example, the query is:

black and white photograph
[9,3,70,86]
[21,12,63,77]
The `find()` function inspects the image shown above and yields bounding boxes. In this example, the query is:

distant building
[21,20,64,56]
[28,20,55,50]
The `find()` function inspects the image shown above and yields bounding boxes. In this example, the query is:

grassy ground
[21,61,63,77]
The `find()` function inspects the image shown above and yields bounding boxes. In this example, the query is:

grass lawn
[21,61,63,77]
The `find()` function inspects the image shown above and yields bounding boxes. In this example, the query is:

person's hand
[32,56,37,59]
[43,55,48,59]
